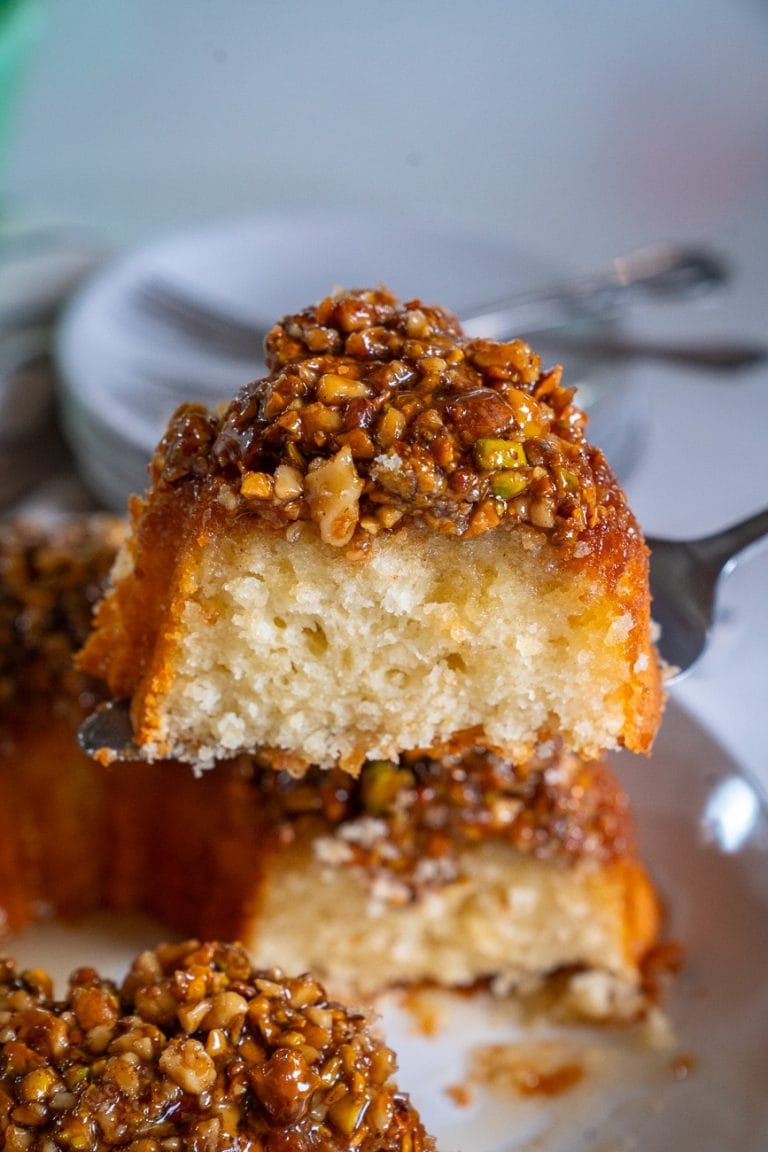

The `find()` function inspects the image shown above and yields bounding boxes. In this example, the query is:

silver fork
[78,508,768,761]
[647,507,768,681]
[131,243,765,371]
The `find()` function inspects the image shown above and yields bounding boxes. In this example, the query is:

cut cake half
[1,517,659,1019]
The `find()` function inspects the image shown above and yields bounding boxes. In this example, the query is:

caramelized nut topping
[151,288,632,552]
[0,519,124,720]
[0,943,433,1150]
[252,745,636,899]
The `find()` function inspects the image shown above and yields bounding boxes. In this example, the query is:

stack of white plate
[0,228,104,509]
[56,214,644,510]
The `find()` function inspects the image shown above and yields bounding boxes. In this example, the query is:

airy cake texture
[80,287,663,771]
[252,842,657,1017]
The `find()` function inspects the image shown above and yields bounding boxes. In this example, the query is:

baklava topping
[253,745,636,898]
[0,520,122,721]
[0,941,433,1151]
[151,288,635,552]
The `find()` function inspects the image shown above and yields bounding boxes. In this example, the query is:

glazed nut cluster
[0,521,121,717]
[153,287,624,550]
[0,941,432,1151]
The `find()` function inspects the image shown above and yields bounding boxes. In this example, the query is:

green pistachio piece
[474,438,527,470]
[491,471,529,499]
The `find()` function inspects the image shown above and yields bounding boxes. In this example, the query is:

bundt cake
[1,517,659,1018]
[78,288,663,773]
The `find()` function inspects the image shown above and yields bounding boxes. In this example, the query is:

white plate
[55,213,645,508]
[6,699,768,1151]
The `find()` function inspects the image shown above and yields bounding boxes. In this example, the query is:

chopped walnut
[304,446,365,547]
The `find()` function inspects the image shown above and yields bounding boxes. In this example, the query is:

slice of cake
[79,288,663,772]
[0,940,434,1150]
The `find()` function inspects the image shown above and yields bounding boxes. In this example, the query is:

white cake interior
[140,521,646,770]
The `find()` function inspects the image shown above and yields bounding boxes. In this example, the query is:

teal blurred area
[0,0,43,205]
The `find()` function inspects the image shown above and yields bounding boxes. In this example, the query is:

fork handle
[460,244,727,338]
[695,507,768,575]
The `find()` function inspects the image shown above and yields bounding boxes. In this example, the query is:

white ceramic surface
[7,702,768,1152]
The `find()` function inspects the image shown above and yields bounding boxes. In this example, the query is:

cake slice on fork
[79,287,663,774]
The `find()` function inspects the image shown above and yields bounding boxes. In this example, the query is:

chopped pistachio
[362,761,414,815]
[474,438,527,470]
[491,471,529,499]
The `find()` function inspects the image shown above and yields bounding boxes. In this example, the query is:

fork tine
[647,508,768,679]
[134,279,269,361]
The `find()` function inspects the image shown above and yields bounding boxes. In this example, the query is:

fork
[647,507,768,681]
[131,243,765,371]
[78,508,768,761]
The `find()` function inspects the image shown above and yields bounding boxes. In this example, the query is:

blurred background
[1,0,766,776]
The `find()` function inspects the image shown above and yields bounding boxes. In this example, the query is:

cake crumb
[400,987,443,1037]
[444,1082,473,1108]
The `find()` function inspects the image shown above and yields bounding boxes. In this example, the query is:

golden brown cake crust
[0,515,648,934]
[0,941,434,1150]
